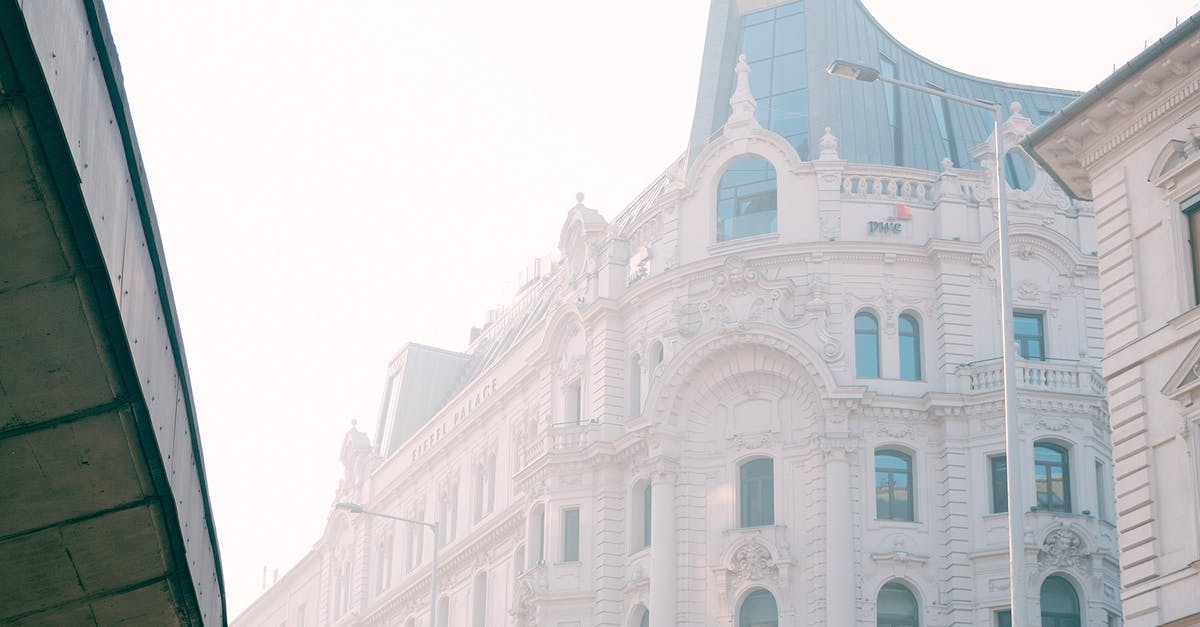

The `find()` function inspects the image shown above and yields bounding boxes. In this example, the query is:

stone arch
[686,129,805,198]
[538,305,587,358]
[646,324,836,434]
[981,224,1093,279]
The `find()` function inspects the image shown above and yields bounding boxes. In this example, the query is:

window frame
[738,457,776,528]
[1013,311,1046,361]
[876,580,920,627]
[738,588,780,627]
[1039,575,1082,627]
[1182,192,1200,306]
[874,449,915,522]
[898,312,922,381]
[716,156,779,243]
[561,507,581,563]
[855,311,882,379]
[989,454,1008,514]
[1033,442,1072,513]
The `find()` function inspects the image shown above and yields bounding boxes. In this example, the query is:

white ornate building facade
[1027,13,1200,627]
[235,1,1122,625]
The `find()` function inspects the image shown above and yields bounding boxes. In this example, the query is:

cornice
[360,507,525,626]
[1081,74,1200,171]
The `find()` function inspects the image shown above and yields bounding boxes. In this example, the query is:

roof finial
[723,54,761,136]
[575,192,584,204]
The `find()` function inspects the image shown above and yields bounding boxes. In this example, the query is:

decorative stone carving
[819,213,840,241]
[1038,527,1090,571]
[818,127,839,160]
[728,542,779,585]
[731,432,773,450]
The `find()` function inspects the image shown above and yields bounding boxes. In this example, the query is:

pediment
[1161,335,1200,401]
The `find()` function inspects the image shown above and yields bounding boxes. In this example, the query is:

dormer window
[717,157,777,241]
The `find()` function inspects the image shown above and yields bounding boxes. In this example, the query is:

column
[825,445,854,626]
[650,468,676,627]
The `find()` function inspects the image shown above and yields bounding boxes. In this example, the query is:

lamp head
[826,60,880,82]
[335,502,365,514]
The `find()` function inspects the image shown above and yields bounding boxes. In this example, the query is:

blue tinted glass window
[776,2,804,17]
[773,13,804,55]
[739,458,775,527]
[877,582,919,627]
[855,312,880,378]
[1040,576,1080,627]
[898,314,921,380]
[771,51,806,94]
[742,22,774,61]
[929,93,957,166]
[991,455,1008,513]
[749,59,773,102]
[1034,443,1071,512]
[1014,312,1045,360]
[717,157,777,242]
[875,451,914,521]
[743,8,774,26]
[562,508,580,562]
[739,589,779,627]
[770,90,807,139]
[736,2,810,159]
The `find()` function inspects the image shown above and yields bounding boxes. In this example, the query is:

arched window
[1040,576,1081,627]
[877,581,919,627]
[630,481,652,551]
[875,450,914,521]
[855,312,881,378]
[633,606,649,627]
[717,157,777,241]
[1034,443,1071,512]
[738,589,779,627]
[650,341,664,371]
[898,314,921,381]
[739,458,775,527]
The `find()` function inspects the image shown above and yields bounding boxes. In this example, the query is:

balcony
[956,357,1104,396]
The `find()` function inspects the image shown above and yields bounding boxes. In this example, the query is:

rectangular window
[533,508,545,564]
[562,508,580,562]
[1184,192,1200,305]
[296,604,306,627]
[1095,460,1107,522]
[880,55,902,166]
[1013,312,1045,360]
[566,381,582,424]
[990,455,1008,514]
[643,485,652,548]
[997,610,1012,627]
[928,87,958,166]
[739,458,776,527]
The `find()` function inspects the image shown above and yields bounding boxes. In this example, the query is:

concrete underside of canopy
[0,2,221,625]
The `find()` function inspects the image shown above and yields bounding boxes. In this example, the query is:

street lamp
[827,59,1028,625]
[336,502,440,627]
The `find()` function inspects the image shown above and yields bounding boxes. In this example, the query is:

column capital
[816,435,859,460]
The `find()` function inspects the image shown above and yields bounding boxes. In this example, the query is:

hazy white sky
[101,0,1195,618]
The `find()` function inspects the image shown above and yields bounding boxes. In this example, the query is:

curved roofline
[848,0,1080,97]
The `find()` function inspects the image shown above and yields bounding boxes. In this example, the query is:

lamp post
[336,502,440,627]
[827,60,1027,625]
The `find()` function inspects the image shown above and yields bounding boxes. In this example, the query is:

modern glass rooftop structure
[688,0,1080,174]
